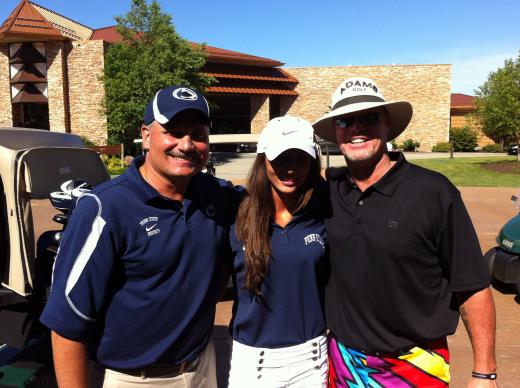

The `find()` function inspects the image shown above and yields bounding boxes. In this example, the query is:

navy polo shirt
[41,156,239,369]
[325,152,490,353]
[230,208,329,348]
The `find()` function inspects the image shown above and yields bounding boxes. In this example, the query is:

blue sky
[2,0,518,94]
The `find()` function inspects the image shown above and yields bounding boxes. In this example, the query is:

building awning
[11,82,47,103]
[12,90,47,103]
[207,86,298,96]
[207,77,298,96]
[203,63,297,83]
[9,42,46,63]
[201,44,283,67]
[202,63,298,96]
[10,69,46,83]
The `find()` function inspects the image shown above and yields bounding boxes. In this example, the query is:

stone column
[0,44,13,127]
[67,40,108,145]
[46,41,68,133]
[251,95,269,134]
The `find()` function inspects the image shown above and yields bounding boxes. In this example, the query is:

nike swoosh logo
[145,224,157,232]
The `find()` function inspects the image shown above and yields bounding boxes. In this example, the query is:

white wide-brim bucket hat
[312,77,413,143]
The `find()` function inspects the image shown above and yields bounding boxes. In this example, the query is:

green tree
[474,53,520,150]
[103,0,213,150]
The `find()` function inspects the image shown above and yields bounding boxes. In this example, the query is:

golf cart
[484,193,520,296]
[0,127,109,386]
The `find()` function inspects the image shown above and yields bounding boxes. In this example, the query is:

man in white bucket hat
[314,77,497,387]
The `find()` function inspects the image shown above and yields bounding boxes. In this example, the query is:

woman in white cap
[227,115,329,387]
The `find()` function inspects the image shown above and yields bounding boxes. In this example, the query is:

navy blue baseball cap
[143,85,210,126]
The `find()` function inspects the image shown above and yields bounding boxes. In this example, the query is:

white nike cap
[257,115,316,161]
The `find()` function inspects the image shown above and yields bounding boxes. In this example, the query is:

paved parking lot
[450,187,520,387]
[212,151,507,182]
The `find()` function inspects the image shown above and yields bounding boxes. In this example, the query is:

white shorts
[228,335,328,388]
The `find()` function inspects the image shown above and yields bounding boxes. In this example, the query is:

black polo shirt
[325,152,490,354]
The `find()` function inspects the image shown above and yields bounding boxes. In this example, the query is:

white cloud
[451,52,515,95]
[416,41,518,95]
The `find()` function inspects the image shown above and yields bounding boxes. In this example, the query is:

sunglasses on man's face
[335,112,380,129]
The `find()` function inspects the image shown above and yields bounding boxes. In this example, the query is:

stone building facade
[0,40,108,144]
[284,65,452,151]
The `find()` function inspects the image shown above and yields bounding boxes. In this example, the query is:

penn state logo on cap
[172,87,198,101]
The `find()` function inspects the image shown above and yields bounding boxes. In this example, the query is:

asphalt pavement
[213,151,509,183]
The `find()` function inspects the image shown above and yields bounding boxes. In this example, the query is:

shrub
[390,140,399,151]
[432,142,452,152]
[400,139,420,152]
[449,126,478,151]
[103,156,126,175]
[482,143,504,153]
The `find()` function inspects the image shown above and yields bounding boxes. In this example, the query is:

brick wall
[67,40,107,145]
[285,65,452,151]
[0,44,13,127]
[251,95,269,134]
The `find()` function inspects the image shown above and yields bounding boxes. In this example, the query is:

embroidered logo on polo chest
[140,216,160,236]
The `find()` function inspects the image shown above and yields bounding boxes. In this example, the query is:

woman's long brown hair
[235,152,322,295]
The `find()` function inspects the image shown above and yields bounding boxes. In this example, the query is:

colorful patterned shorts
[328,334,450,387]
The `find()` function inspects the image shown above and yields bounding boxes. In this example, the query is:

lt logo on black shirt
[388,220,399,229]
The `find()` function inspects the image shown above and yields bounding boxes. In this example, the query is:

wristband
[471,371,497,380]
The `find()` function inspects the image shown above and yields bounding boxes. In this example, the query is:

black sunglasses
[335,112,380,129]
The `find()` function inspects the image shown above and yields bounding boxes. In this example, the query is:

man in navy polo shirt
[41,86,238,387]
[313,77,497,387]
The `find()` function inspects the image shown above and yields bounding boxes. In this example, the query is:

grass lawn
[410,156,520,187]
